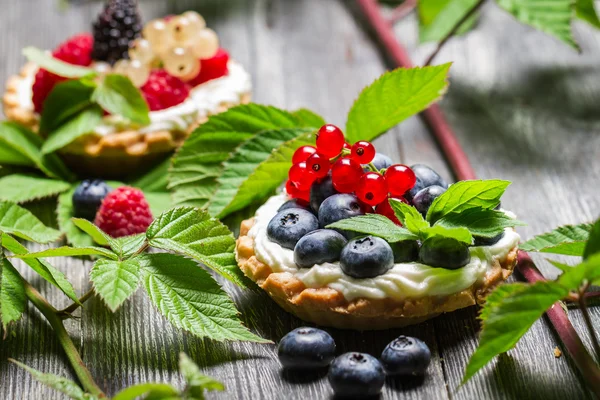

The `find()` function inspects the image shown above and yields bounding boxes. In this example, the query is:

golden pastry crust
[236,218,519,330]
[3,62,39,130]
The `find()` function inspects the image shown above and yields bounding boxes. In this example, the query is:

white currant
[190,28,219,59]
[163,46,200,78]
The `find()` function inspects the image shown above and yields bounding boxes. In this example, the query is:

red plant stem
[388,0,417,25]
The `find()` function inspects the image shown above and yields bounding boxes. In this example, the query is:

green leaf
[345,64,451,143]
[146,207,247,286]
[583,219,600,260]
[0,201,61,243]
[92,74,150,125]
[0,122,73,180]
[1,233,78,303]
[0,175,70,203]
[576,0,600,28]
[113,383,179,400]
[57,187,94,247]
[0,249,26,332]
[16,246,117,260]
[496,0,577,49]
[326,214,418,242]
[463,281,568,383]
[179,353,225,398]
[519,223,592,256]
[40,80,96,134]
[208,128,314,217]
[418,0,480,43]
[108,234,147,260]
[291,108,326,127]
[10,359,97,400]
[145,192,173,217]
[42,105,103,154]
[389,199,430,233]
[140,253,269,342]
[547,259,573,273]
[169,104,320,208]
[421,225,473,244]
[426,180,510,224]
[90,259,141,311]
[435,208,526,238]
[22,47,96,78]
[558,253,600,289]
[71,218,110,246]
[131,158,171,193]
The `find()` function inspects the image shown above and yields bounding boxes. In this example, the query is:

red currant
[316,124,345,158]
[292,145,317,164]
[384,164,417,197]
[343,142,351,150]
[356,172,388,206]
[375,197,407,225]
[350,141,376,164]
[306,153,330,178]
[286,180,310,202]
[331,157,363,193]
[288,162,316,191]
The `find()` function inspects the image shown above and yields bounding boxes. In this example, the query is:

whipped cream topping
[16,60,252,136]
[247,193,521,302]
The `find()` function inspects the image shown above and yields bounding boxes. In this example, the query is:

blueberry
[328,352,385,398]
[406,164,448,200]
[294,229,348,268]
[318,194,370,234]
[279,198,311,213]
[340,236,394,278]
[390,240,420,263]
[474,231,505,246]
[364,152,393,171]
[267,208,319,250]
[72,180,112,221]
[278,327,336,369]
[411,185,446,217]
[381,335,431,376]
[309,175,338,213]
[419,237,471,269]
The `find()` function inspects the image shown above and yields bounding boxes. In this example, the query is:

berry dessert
[236,124,522,329]
[3,1,251,178]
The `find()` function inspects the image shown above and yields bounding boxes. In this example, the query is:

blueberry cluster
[278,327,431,397]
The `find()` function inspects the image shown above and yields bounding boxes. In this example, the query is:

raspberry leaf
[131,158,170,193]
[0,201,62,243]
[208,128,314,218]
[140,253,269,342]
[576,0,600,28]
[15,246,118,260]
[0,245,27,334]
[90,259,142,311]
[112,383,179,400]
[519,223,593,256]
[41,105,104,154]
[583,219,600,260]
[107,234,147,260]
[325,214,418,243]
[558,253,600,289]
[143,192,173,217]
[0,175,71,203]
[345,64,450,143]
[92,74,150,125]
[434,208,526,238]
[40,80,96,134]
[71,218,110,246]
[179,353,225,396]
[418,0,479,43]
[146,207,248,287]
[22,47,96,79]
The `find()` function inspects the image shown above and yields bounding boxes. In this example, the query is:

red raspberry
[32,33,94,113]
[141,69,190,111]
[188,48,230,87]
[94,186,153,238]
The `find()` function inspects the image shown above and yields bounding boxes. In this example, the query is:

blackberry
[91,0,143,64]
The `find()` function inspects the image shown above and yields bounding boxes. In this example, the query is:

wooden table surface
[1,0,600,399]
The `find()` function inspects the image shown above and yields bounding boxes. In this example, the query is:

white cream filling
[247,193,521,302]
[16,60,252,136]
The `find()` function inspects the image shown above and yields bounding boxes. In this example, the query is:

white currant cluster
[111,11,220,87]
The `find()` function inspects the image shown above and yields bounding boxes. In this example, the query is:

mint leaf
[0,201,61,243]
[291,108,326,127]
[22,47,96,78]
[463,281,568,383]
[1,233,78,303]
[583,219,600,260]
[418,0,479,42]
[179,353,225,397]
[42,105,103,154]
[519,223,592,256]
[0,175,71,203]
[92,74,150,125]
[576,0,600,28]
[421,225,472,244]
[558,253,600,289]
[389,199,429,233]
[208,128,314,217]
[146,207,247,286]
[426,180,510,223]
[40,80,95,134]
[140,253,269,342]
[131,158,170,192]
[112,383,179,400]
[345,64,450,143]
[496,0,577,49]
[1,249,26,332]
[71,218,110,246]
[326,214,418,242]
[16,246,118,260]
[435,208,526,238]
[90,259,141,311]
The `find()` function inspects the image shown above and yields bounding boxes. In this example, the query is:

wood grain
[1,0,599,399]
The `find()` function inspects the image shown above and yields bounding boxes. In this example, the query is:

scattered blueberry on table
[328,352,386,398]
[278,327,336,369]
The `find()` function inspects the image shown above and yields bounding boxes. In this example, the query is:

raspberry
[140,69,190,111]
[187,49,230,87]
[94,186,153,238]
[32,33,94,113]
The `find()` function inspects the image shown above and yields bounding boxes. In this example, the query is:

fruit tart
[2,0,251,178]
[236,124,523,330]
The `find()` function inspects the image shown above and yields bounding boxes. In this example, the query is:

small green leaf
[179,353,225,398]
[291,108,326,127]
[418,0,479,43]
[463,281,568,383]
[90,259,141,311]
[92,74,150,125]
[583,219,600,260]
[141,253,269,342]
[113,383,179,400]
[40,80,96,134]
[22,47,96,78]
[1,249,26,332]
[519,223,592,256]
[421,225,473,244]
[345,64,451,143]
[16,246,117,260]
[496,0,577,49]
[547,259,573,273]
[108,234,147,260]
[558,253,600,289]
[389,199,430,233]
[0,175,71,203]
[426,180,510,223]
[434,208,526,238]
[131,158,171,193]
[146,207,247,286]
[71,218,110,246]
[0,201,62,243]
[326,214,418,242]
[42,105,103,154]
[576,0,600,28]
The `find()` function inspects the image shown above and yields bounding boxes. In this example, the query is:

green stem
[579,284,600,362]
[24,282,106,398]
[58,289,95,318]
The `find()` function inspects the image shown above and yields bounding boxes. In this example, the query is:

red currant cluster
[286,124,417,225]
